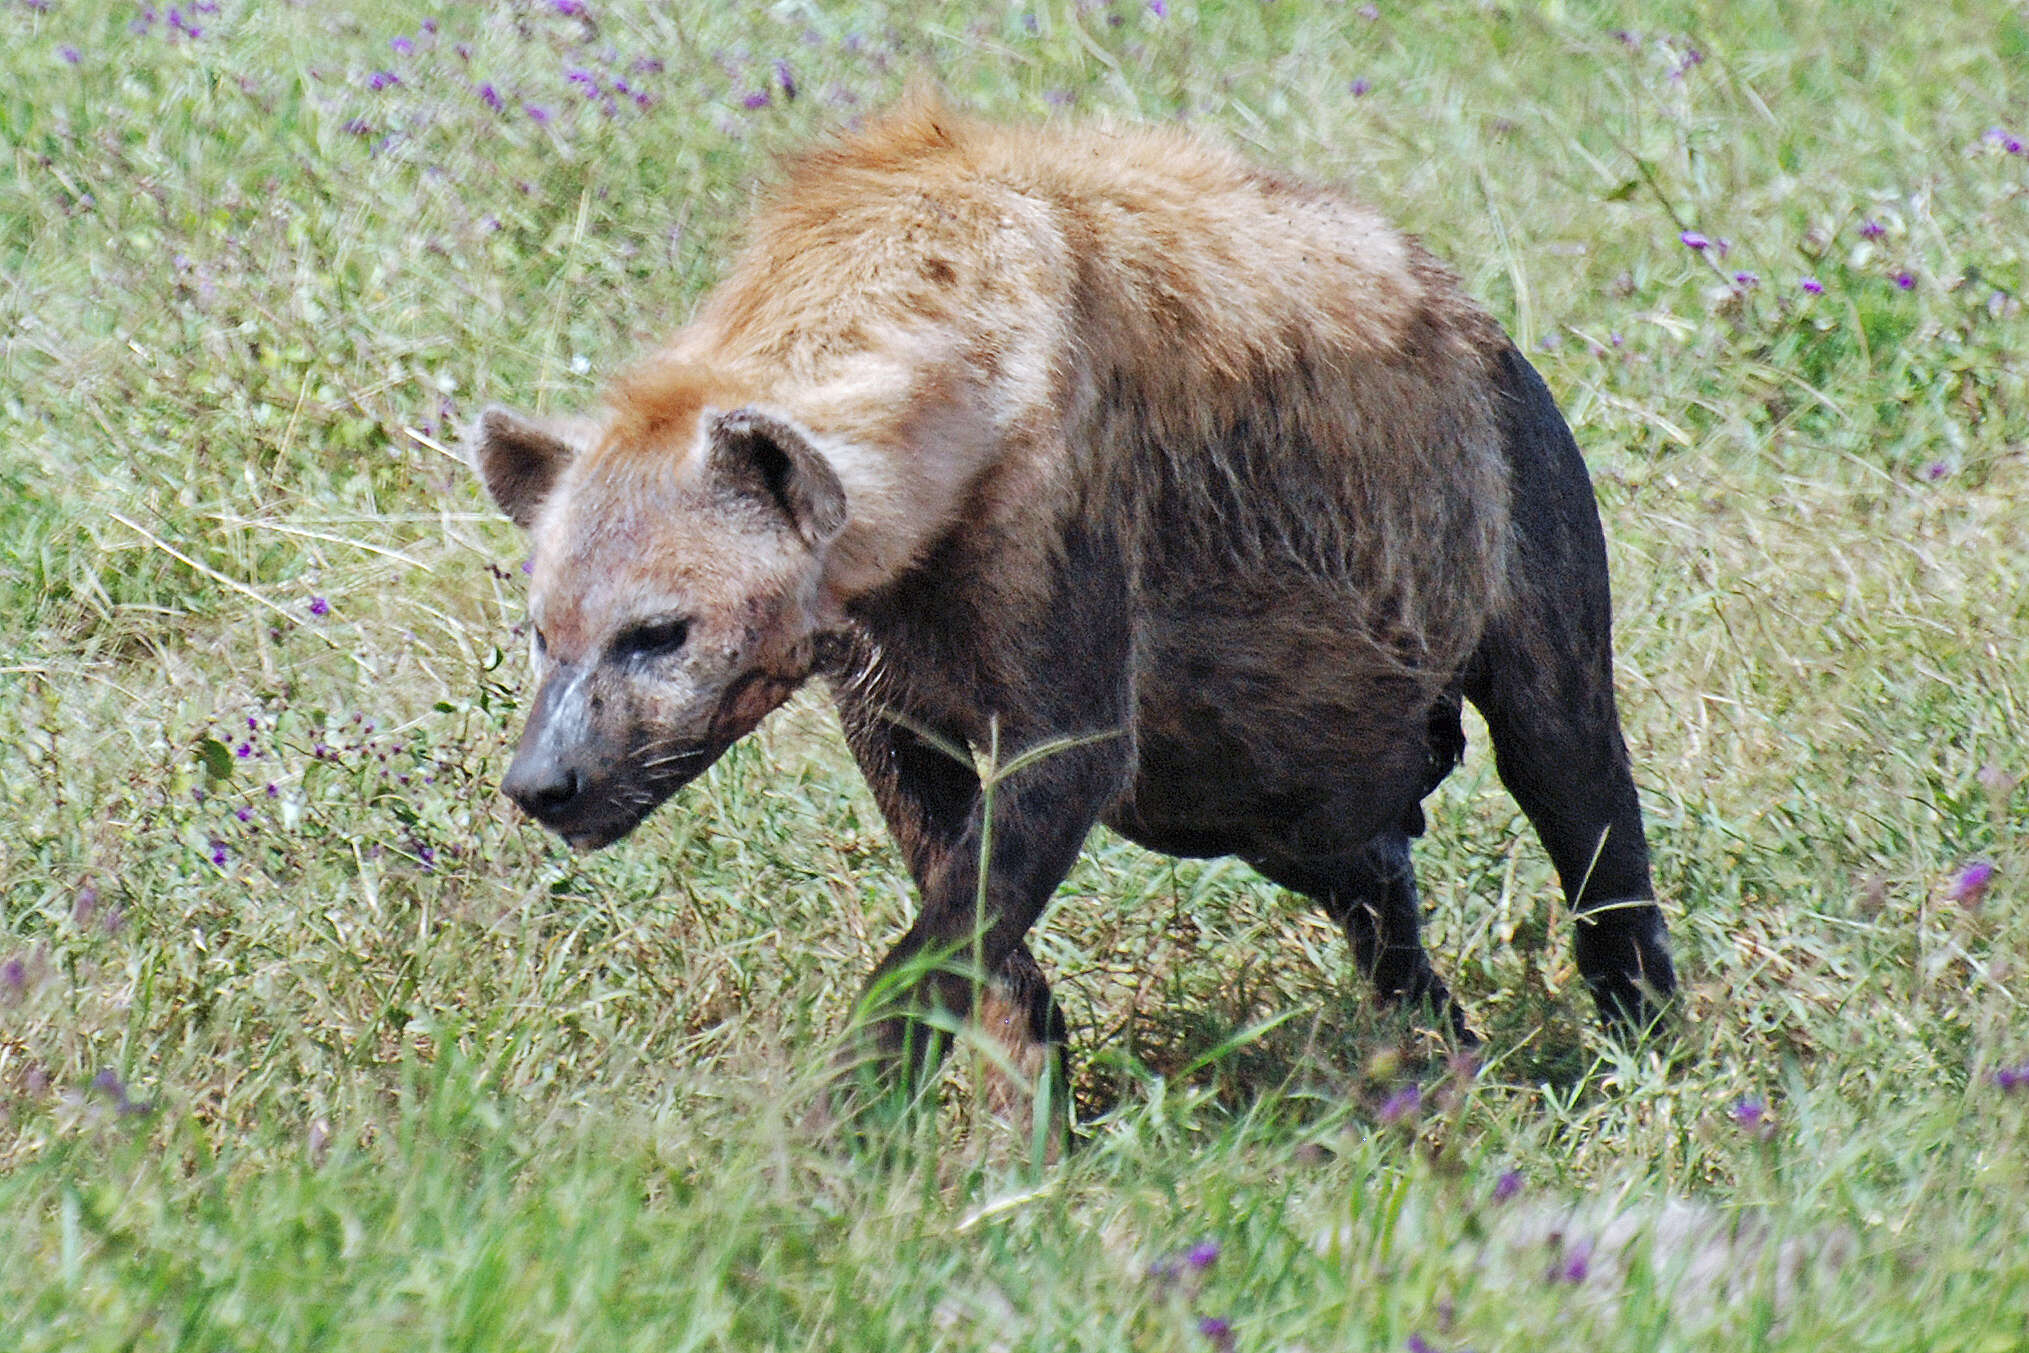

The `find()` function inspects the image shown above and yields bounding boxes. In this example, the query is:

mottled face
[469,405,846,849]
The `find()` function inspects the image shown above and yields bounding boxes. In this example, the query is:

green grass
[3,0,2027,1348]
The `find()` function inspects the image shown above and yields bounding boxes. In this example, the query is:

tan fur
[974,985,1054,1133]
[596,96,1512,678]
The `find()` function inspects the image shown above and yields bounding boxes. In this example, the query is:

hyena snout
[501,746,584,822]
[501,735,652,850]
[498,671,650,848]
[500,733,607,835]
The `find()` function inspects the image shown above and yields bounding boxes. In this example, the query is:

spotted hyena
[467,98,1677,1119]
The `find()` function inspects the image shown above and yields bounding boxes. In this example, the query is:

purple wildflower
[1860,218,1886,239]
[1732,270,1759,288]
[266,782,279,797]
[552,0,588,14]
[59,44,81,64]
[1947,860,1995,908]
[454,42,471,61]
[1800,276,1825,294]
[1679,230,1711,251]
[1351,78,1372,96]
[1186,1239,1220,1270]
[741,89,771,110]
[235,806,253,823]
[309,595,330,616]
[1730,1097,1775,1139]
[632,56,664,74]
[234,741,252,759]
[1378,1083,1422,1125]
[1408,1338,1439,1353]
[477,83,504,112]
[775,58,797,99]
[368,69,400,91]
[1,955,25,997]
[524,102,552,124]
[1197,1316,1236,1352]
[344,117,373,136]
[567,67,600,96]
[391,35,414,55]
[1922,460,1952,483]
[1991,1064,2029,1092]
[1895,271,1916,290]
[90,1069,152,1117]
[1148,0,1168,15]
[210,841,229,867]
[72,883,100,927]
[1493,1169,1524,1203]
[1554,1239,1594,1284]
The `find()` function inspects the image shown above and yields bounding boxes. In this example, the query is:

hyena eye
[614,617,691,663]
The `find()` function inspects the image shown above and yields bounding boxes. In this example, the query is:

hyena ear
[707,408,849,549]
[466,406,591,529]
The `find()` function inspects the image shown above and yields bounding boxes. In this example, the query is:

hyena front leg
[836,696,1107,1132]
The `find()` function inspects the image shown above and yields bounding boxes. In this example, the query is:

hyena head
[468,404,847,850]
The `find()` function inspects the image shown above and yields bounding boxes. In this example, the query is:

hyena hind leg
[1472,343,1677,1032]
[1467,649,1676,1032]
[1253,830,1476,1046]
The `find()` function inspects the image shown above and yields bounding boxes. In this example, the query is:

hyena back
[468,99,1676,1125]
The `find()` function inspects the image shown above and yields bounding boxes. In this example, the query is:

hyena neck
[807,432,989,606]
[789,355,1014,607]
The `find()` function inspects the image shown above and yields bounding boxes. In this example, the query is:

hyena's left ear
[466,406,593,529]
[707,408,848,549]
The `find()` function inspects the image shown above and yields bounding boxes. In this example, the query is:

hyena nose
[502,757,583,822]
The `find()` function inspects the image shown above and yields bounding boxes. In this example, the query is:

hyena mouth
[585,740,734,848]
[533,741,731,852]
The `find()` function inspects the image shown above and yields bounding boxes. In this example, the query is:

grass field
[2,0,2026,1348]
